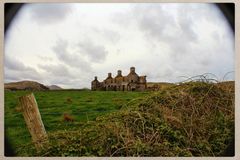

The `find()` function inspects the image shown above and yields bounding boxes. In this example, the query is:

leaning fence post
[19,93,48,151]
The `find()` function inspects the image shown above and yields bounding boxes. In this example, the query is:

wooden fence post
[19,93,48,151]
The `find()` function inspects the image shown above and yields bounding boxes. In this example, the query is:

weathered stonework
[91,67,147,91]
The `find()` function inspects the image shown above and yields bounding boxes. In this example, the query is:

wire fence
[176,72,234,84]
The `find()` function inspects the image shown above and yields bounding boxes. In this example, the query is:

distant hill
[47,85,63,90]
[4,80,49,91]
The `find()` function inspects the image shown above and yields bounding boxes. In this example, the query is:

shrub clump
[28,82,234,156]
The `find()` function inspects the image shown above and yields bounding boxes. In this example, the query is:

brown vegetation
[63,113,74,122]
[146,82,174,91]
[66,98,73,104]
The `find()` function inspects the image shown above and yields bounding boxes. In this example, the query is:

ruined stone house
[91,67,147,91]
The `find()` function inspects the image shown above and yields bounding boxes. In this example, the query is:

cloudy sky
[4,3,234,89]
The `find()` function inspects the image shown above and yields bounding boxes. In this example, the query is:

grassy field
[5,90,149,155]
[4,81,234,156]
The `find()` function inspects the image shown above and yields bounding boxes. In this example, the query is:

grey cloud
[133,4,176,40]
[175,5,199,42]
[28,4,72,24]
[200,59,211,66]
[102,29,121,43]
[77,40,108,63]
[38,63,75,78]
[132,4,199,55]
[48,77,72,86]
[91,27,121,44]
[4,73,19,82]
[5,68,42,82]
[142,64,175,82]
[48,77,76,87]
[5,55,26,70]
[4,55,42,81]
[130,3,233,74]
[38,55,53,62]
[47,73,92,89]
[177,16,197,43]
[100,29,121,44]
[37,63,92,88]
[52,39,92,72]
[112,4,200,63]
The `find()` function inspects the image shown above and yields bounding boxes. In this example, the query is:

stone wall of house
[91,67,147,91]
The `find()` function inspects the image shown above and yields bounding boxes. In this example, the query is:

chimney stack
[130,67,135,73]
[94,76,97,80]
[117,70,122,76]
[108,73,112,78]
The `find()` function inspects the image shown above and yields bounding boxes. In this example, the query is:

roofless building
[91,67,147,91]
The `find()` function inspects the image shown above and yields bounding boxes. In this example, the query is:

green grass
[5,90,149,155]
